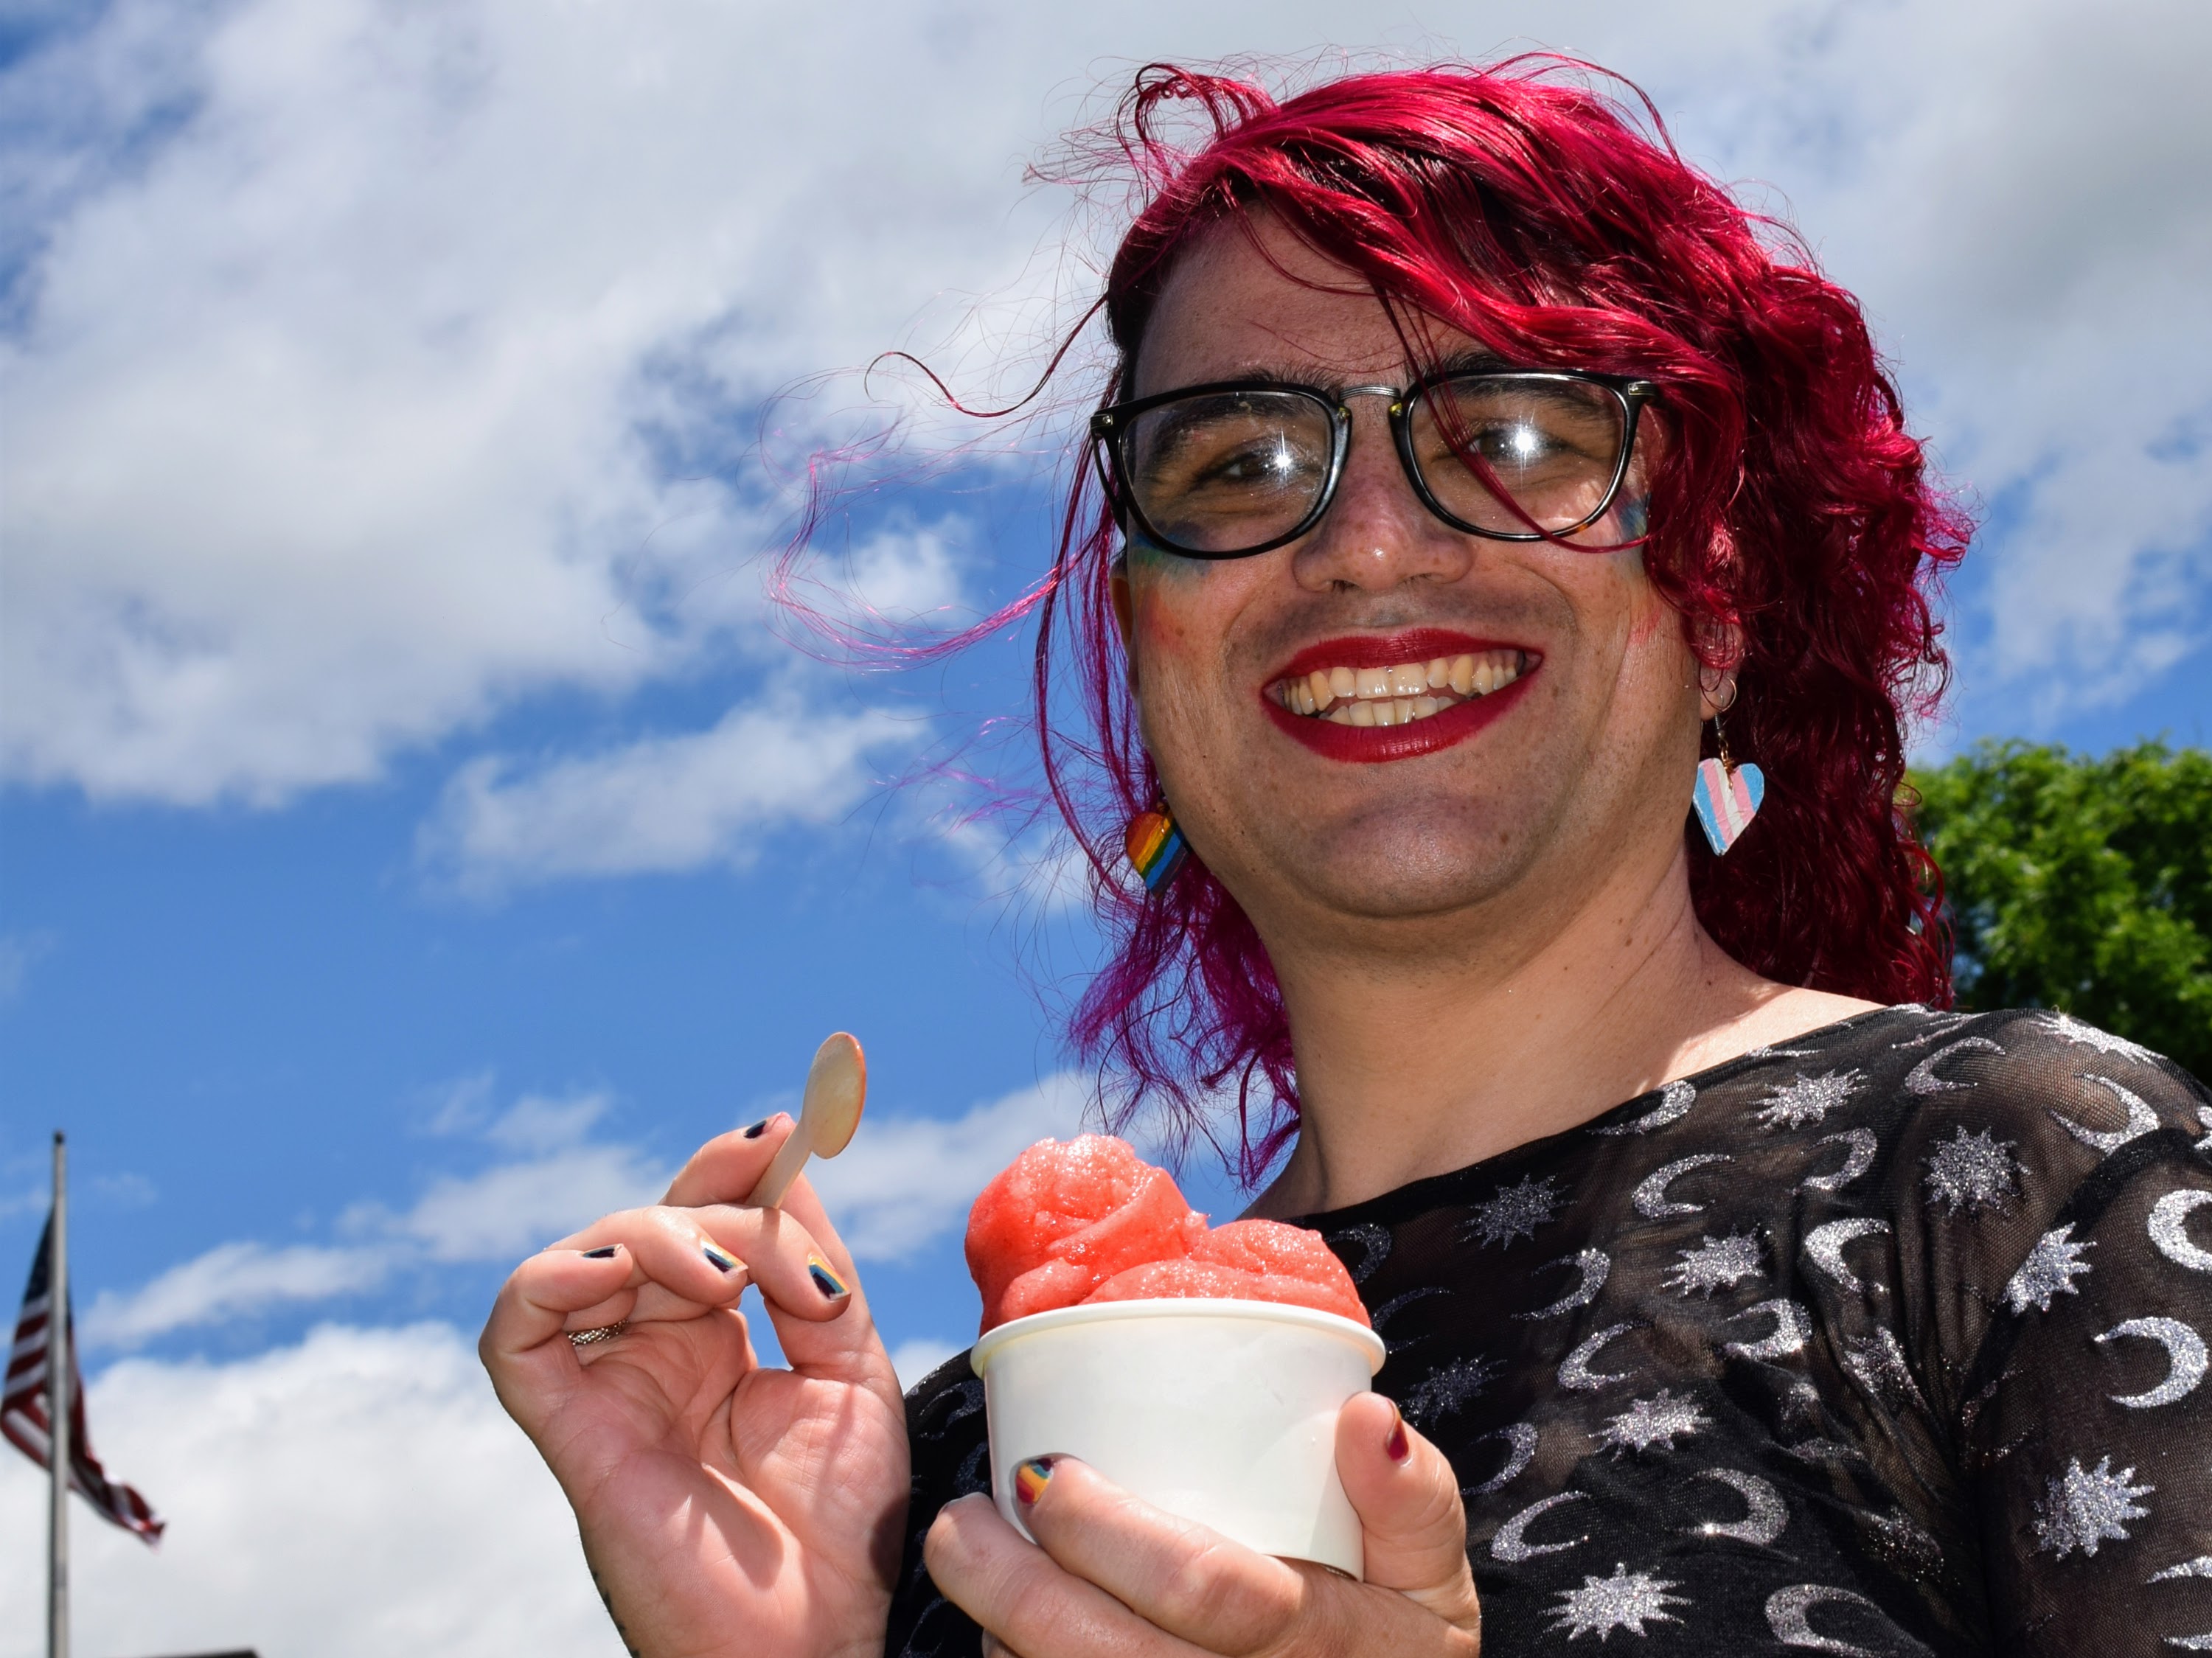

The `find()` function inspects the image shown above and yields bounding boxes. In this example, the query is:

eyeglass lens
[1119,376,1629,555]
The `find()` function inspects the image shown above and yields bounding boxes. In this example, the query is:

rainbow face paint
[1124,808,1189,894]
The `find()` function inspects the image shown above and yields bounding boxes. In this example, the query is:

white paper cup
[968,1297,1388,1578]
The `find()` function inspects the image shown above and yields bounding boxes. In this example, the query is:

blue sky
[2,0,2210,1651]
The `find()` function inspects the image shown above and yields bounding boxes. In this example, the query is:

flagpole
[48,1132,69,1658]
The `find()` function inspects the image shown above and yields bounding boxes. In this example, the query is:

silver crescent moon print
[1903,1036,2003,1096]
[1464,1422,1540,1495]
[1691,1468,1788,1545]
[1724,1300,1812,1362]
[1516,1250,1610,1320]
[2049,1076,2162,1157]
[1593,1077,1698,1137]
[2150,1190,2212,1272]
[1559,1323,1641,1390]
[1798,1128,1879,1193]
[1633,1154,1733,1219]
[1802,1219,1892,1296]
[1765,1584,1916,1654]
[2094,1317,2208,1408]
[1489,1491,1590,1561]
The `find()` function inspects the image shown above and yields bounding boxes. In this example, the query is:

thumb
[1335,1392,1481,1634]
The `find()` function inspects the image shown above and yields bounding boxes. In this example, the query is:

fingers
[661,1115,793,1207]
[936,1446,1481,1658]
[551,1202,855,1330]
[1335,1393,1482,1634]
[926,1493,1185,1658]
[480,1242,642,1429]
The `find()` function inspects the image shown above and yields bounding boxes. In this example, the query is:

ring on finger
[567,1320,628,1349]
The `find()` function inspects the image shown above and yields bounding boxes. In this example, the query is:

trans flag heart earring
[1124,798,1189,894]
[1691,686,1764,856]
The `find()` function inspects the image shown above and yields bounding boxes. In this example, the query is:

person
[480,60,2212,1657]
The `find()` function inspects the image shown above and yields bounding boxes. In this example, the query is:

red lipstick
[1263,630,1540,764]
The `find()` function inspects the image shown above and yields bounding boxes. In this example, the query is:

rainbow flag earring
[1691,697,1764,856]
[1124,798,1189,894]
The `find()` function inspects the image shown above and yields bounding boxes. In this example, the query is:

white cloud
[392,1142,665,1263]
[0,1323,621,1658]
[80,1241,389,1348]
[808,1070,1092,1259]
[415,692,917,894]
[890,1336,964,1391]
[79,1071,1094,1344]
[7,0,2205,823]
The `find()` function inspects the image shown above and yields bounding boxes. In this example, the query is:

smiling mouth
[1268,649,1531,728]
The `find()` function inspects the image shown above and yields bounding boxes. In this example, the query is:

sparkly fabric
[890,1007,2212,1654]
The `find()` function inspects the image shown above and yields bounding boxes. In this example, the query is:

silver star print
[1923,1126,2023,1216]
[2197,1105,2212,1159]
[2003,1225,2096,1314]
[1664,1230,1764,1297]
[1548,1564,1688,1640]
[2041,1011,2157,1065]
[1463,1174,1565,1248]
[1749,1069,1865,1131]
[2033,1455,2153,1558]
[1597,1390,1711,1456]
[1402,1354,1503,1427]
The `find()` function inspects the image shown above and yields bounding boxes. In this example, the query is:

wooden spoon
[745,1031,866,1208]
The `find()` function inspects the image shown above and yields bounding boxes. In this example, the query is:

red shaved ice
[966,1136,1370,1332]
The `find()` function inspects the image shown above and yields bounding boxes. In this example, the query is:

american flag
[1,1211,164,1543]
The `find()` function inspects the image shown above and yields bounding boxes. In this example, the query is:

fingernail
[1014,1457,1055,1506]
[742,1118,770,1140]
[807,1255,848,1299]
[702,1241,738,1273]
[1385,1415,1410,1463]
[581,1245,620,1260]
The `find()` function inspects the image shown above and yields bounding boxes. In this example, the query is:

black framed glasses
[1089,368,1659,560]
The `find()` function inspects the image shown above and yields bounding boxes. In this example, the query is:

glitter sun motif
[1548,1564,1689,1640]
[2041,1011,2158,1065]
[1748,1069,1866,1132]
[2033,1456,2153,1558]
[1663,1230,1764,1298]
[1597,1389,1712,1456]
[1922,1126,2023,1216]
[1463,1174,1566,1249]
[2003,1225,2096,1314]
[1402,1354,1504,1427]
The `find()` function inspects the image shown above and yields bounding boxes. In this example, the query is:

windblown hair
[846,60,1970,1179]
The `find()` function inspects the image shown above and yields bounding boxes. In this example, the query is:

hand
[481,1118,908,1658]
[923,1391,1481,1657]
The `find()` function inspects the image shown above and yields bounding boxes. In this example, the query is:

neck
[1248,844,1871,1218]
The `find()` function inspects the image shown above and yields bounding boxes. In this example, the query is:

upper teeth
[1273,650,1526,726]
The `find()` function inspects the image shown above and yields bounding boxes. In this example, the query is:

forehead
[1132,214,1488,399]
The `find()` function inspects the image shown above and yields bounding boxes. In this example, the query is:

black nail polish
[807,1255,848,1298]
[742,1118,769,1140]
[582,1245,619,1260]
[703,1241,738,1273]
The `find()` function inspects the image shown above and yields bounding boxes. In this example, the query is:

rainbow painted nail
[1013,1457,1054,1507]
[807,1255,848,1299]
[702,1241,738,1274]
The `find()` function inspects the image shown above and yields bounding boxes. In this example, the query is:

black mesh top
[889,1006,2212,1656]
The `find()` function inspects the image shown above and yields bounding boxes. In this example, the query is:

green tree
[1909,740,2212,1076]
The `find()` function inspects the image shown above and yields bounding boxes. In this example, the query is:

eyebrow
[1176,346,1514,397]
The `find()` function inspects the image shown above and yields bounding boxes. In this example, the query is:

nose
[1288,399,1475,593]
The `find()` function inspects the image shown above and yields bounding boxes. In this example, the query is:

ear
[1109,554,1138,692]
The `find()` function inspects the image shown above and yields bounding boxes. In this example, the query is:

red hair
[813,59,1969,1180]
